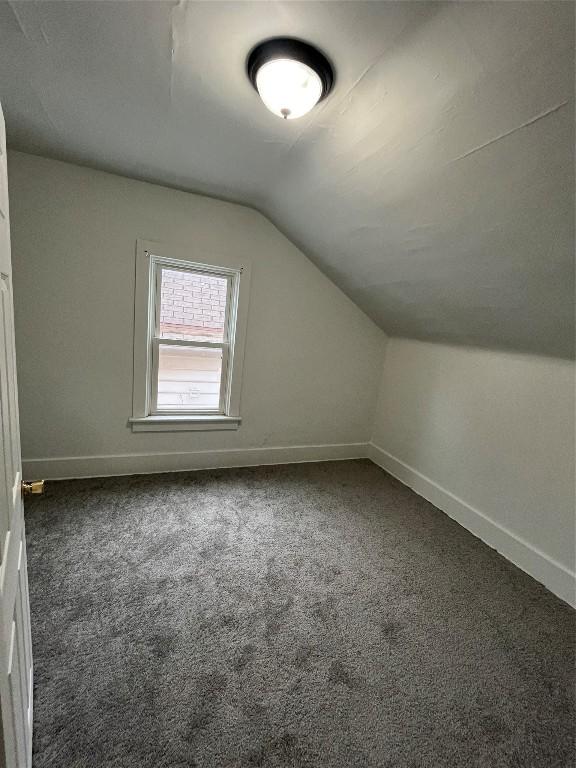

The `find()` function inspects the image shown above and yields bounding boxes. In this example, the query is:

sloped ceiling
[0,1,573,358]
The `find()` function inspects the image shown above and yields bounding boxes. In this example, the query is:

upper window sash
[152,262,234,345]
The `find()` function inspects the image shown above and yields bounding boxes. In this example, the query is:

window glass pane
[159,268,228,342]
[156,345,222,411]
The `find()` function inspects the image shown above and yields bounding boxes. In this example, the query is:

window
[130,241,250,431]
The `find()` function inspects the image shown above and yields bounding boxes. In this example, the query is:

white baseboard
[22,442,369,482]
[368,442,576,608]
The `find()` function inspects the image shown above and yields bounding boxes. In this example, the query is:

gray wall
[8,152,386,469]
[371,337,575,603]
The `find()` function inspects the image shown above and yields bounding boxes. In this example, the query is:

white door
[0,103,33,767]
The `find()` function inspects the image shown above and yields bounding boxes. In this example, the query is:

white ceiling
[0,1,573,358]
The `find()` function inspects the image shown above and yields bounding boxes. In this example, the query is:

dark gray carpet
[24,460,575,768]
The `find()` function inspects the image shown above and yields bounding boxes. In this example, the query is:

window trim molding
[128,415,242,432]
[131,239,251,432]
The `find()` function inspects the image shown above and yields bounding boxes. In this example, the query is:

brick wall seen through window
[159,269,228,342]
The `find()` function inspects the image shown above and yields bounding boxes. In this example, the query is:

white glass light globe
[255,58,323,120]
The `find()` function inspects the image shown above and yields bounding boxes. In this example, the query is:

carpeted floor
[24,460,575,768]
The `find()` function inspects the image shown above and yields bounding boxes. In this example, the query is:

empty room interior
[0,1,574,766]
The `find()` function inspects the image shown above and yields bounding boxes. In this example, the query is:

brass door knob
[22,480,45,496]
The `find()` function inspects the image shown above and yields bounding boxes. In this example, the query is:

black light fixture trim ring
[247,38,335,101]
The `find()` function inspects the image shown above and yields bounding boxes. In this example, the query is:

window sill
[129,415,241,432]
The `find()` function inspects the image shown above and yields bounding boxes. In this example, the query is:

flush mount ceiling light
[247,38,334,120]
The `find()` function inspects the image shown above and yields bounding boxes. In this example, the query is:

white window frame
[130,239,250,432]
